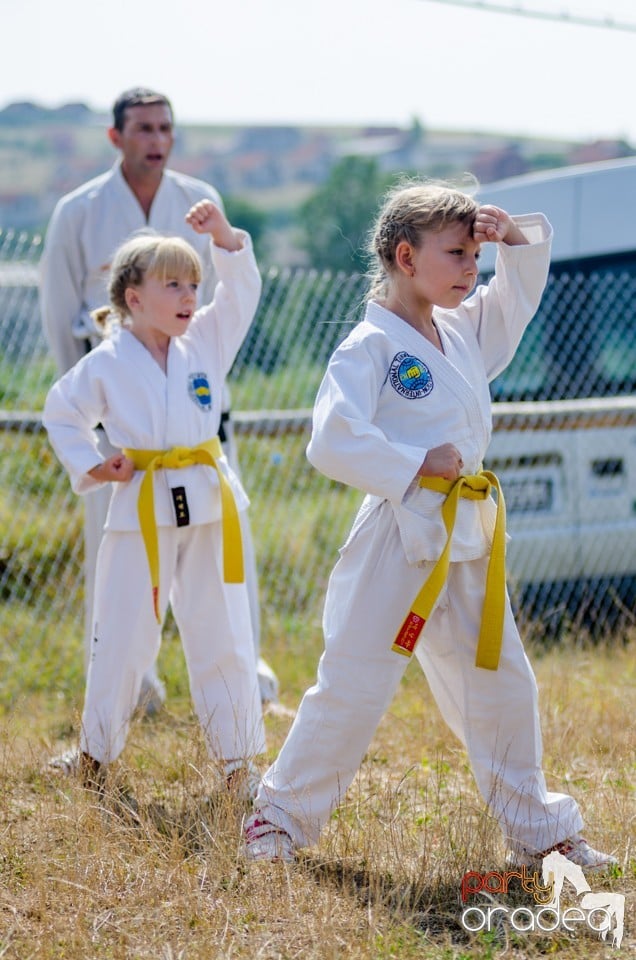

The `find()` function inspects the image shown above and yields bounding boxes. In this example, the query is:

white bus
[478,158,636,629]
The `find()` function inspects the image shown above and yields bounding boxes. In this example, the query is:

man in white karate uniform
[39,88,278,749]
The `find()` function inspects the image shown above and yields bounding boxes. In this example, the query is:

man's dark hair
[112,87,173,131]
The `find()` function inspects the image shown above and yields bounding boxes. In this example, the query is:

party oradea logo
[461,851,624,948]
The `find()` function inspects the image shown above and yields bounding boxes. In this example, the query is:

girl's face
[408,220,480,311]
[126,272,199,343]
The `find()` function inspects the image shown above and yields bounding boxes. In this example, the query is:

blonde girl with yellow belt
[43,200,265,795]
[244,181,617,871]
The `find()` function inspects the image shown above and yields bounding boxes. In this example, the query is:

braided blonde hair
[367,179,480,300]
[91,233,202,335]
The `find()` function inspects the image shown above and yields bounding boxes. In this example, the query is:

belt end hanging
[152,587,161,625]
[392,611,426,657]
[474,625,503,670]
[474,652,501,671]
[223,540,245,584]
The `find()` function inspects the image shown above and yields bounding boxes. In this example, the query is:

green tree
[298,156,395,273]
[527,152,567,172]
[222,195,268,261]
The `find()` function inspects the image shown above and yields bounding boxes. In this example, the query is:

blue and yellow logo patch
[389,352,433,399]
[188,372,212,412]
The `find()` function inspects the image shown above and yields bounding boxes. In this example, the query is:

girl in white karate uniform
[44,200,265,795]
[244,182,616,870]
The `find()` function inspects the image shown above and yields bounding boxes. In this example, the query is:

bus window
[489,310,557,401]
[489,260,636,401]
[592,269,636,392]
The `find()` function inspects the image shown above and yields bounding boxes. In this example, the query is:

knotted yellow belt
[123,437,244,623]
[392,471,506,671]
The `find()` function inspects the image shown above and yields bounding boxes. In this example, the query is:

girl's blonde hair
[92,233,202,334]
[367,179,480,300]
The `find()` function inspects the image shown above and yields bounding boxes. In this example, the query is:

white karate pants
[83,425,278,703]
[83,429,164,703]
[256,500,582,854]
[81,522,265,765]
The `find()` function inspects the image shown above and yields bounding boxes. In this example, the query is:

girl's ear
[394,240,415,277]
[124,286,141,312]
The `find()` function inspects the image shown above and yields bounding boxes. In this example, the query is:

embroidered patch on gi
[188,372,212,411]
[389,352,434,399]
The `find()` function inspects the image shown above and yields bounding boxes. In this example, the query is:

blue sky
[4,0,636,142]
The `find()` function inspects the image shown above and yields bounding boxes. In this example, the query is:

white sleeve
[43,360,109,495]
[190,231,262,377]
[460,213,553,382]
[306,340,425,501]
[39,199,89,374]
[195,185,224,308]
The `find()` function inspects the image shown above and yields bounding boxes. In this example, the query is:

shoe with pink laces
[244,812,296,862]
[508,834,618,873]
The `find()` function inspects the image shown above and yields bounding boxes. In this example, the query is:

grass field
[0,395,634,957]
[1,623,634,958]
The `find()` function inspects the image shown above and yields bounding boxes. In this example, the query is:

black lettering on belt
[218,409,231,445]
[171,486,190,527]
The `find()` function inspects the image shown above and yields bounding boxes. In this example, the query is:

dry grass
[1,635,634,959]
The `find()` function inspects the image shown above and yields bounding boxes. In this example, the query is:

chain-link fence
[1,230,634,699]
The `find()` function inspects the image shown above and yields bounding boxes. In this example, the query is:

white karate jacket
[43,236,261,531]
[307,214,553,564]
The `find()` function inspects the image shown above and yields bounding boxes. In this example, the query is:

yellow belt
[392,471,506,671]
[123,437,244,623]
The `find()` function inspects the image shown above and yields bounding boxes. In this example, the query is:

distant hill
[0,100,633,265]
[0,101,98,126]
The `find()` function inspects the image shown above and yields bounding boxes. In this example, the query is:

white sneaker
[244,812,296,862]
[257,657,280,705]
[48,747,80,776]
[224,760,260,803]
[509,834,618,873]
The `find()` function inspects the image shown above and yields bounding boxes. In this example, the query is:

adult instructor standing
[40,88,278,729]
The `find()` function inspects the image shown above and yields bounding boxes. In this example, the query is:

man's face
[109,103,174,180]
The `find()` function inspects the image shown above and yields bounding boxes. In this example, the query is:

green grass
[0,636,633,959]
[0,427,634,958]
[0,429,359,708]
[0,353,328,414]
[0,353,56,410]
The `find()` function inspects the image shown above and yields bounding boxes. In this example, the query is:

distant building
[0,100,635,261]
[471,144,528,184]
[566,139,634,166]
